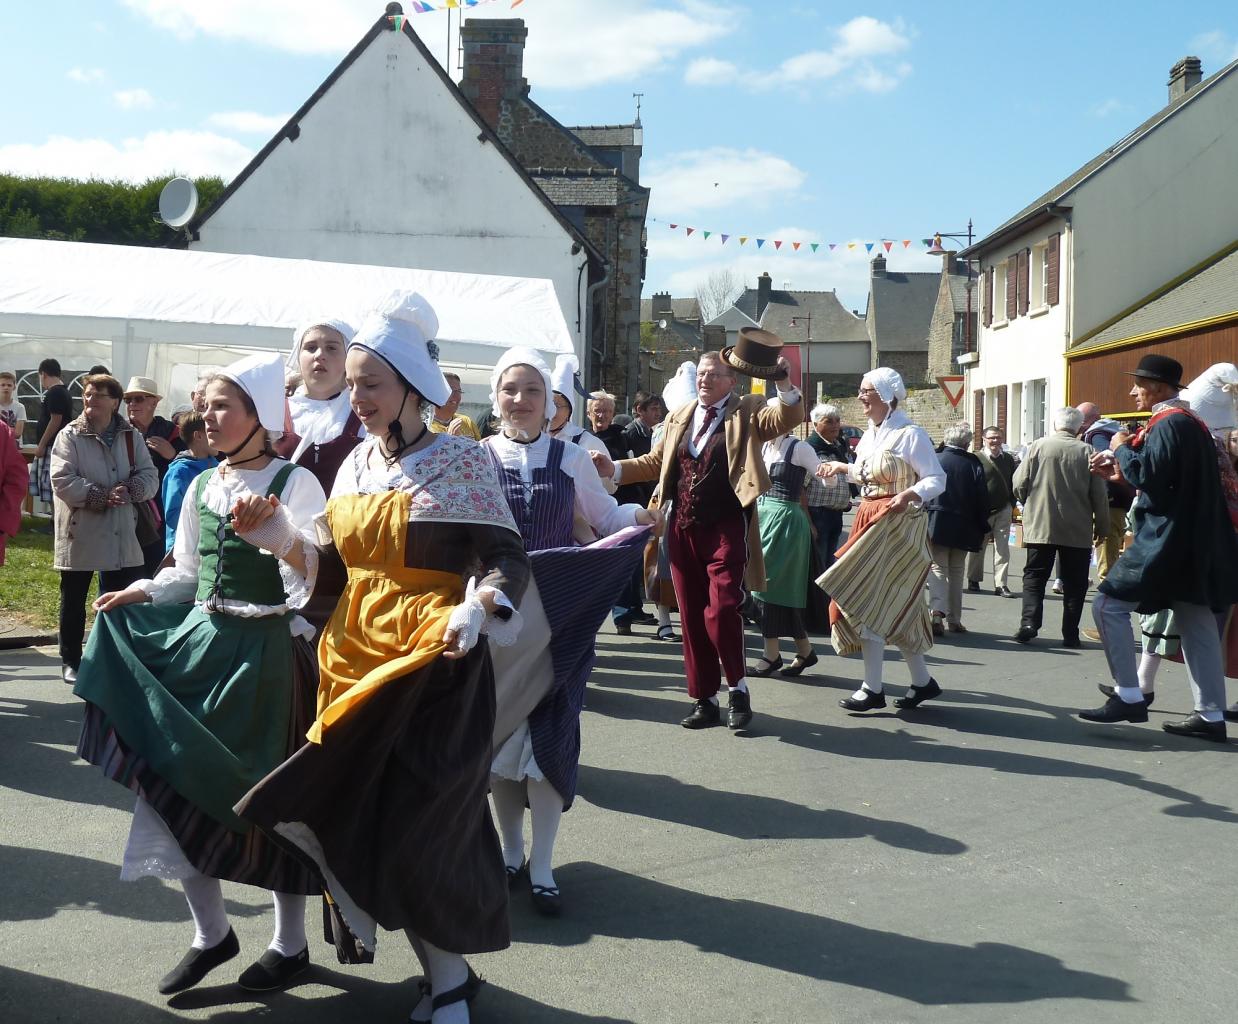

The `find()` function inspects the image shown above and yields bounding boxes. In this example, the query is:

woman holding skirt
[73,352,327,995]
[236,292,531,1024]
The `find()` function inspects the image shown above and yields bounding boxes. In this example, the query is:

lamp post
[926,219,975,355]
[788,312,812,402]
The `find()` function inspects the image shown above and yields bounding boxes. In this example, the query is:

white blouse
[286,388,365,463]
[136,459,326,637]
[847,409,946,503]
[762,435,819,476]
[484,431,640,538]
[549,423,616,493]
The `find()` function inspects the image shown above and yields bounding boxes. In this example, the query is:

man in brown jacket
[1011,406,1108,648]
[592,350,803,731]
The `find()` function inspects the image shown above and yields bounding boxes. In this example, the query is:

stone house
[864,254,941,387]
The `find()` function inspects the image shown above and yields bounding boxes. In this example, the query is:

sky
[3,0,1238,313]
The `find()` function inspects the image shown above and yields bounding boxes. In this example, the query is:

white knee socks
[902,650,932,690]
[181,872,229,950]
[269,891,307,957]
[423,936,470,1024]
[489,777,527,871]
[1137,652,1161,693]
[855,637,885,699]
[526,776,564,892]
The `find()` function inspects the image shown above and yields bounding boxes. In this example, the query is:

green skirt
[754,494,811,608]
[75,603,294,833]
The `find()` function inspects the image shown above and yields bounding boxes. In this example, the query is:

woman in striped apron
[483,346,656,918]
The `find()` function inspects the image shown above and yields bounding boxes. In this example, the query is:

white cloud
[123,0,737,88]
[113,88,156,110]
[1089,97,1129,118]
[0,131,254,182]
[1188,29,1238,64]
[67,67,106,84]
[206,110,289,134]
[644,147,806,216]
[687,15,914,94]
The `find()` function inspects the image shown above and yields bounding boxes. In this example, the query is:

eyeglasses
[697,371,731,381]
[857,388,879,398]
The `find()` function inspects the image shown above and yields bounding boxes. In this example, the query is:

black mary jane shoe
[530,884,562,917]
[429,967,486,1019]
[1097,683,1155,708]
[780,651,818,677]
[893,677,942,710]
[408,979,433,1024]
[506,858,528,889]
[656,624,680,642]
[748,656,783,678]
[158,928,240,995]
[839,689,887,712]
[237,946,310,992]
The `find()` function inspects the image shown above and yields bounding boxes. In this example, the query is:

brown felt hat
[721,327,788,380]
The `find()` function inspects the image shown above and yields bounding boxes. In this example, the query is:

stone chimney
[459,18,529,129]
[871,254,887,278]
[703,324,727,351]
[756,271,773,317]
[942,251,957,275]
[1168,56,1203,103]
[651,291,673,319]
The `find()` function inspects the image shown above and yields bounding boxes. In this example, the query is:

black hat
[1125,354,1183,389]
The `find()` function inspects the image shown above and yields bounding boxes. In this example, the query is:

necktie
[692,404,718,446]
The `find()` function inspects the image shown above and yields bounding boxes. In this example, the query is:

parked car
[841,425,863,452]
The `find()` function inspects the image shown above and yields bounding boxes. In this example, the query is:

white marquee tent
[0,238,575,416]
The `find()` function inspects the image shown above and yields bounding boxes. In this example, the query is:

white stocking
[855,636,885,699]
[182,872,229,950]
[405,929,433,1023]
[423,936,470,1024]
[526,776,564,891]
[269,892,307,956]
[1137,651,1161,693]
[900,649,932,690]
[489,777,527,870]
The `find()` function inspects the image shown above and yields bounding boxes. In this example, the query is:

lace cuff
[278,536,319,611]
[478,585,523,647]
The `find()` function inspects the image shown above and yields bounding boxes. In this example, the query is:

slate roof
[570,125,640,147]
[946,272,973,314]
[531,171,623,206]
[965,58,1238,256]
[868,272,941,353]
[1071,243,1238,353]
[640,297,701,322]
[727,287,867,344]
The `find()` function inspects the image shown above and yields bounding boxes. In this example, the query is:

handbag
[123,431,163,547]
[815,469,852,511]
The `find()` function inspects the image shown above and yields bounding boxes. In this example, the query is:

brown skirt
[235,642,509,956]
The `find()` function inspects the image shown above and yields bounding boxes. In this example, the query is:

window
[1030,243,1049,309]
[992,263,1007,324]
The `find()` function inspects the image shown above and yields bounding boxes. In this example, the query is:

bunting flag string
[649,217,933,255]
[395,0,525,20]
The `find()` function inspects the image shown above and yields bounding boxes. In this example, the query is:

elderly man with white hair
[816,368,946,712]
[1011,406,1109,648]
[805,402,854,571]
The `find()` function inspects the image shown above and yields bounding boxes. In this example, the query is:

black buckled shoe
[429,966,486,1019]
[1162,713,1227,743]
[1097,683,1154,708]
[1013,626,1037,644]
[748,657,782,678]
[505,858,528,889]
[727,688,753,730]
[681,699,721,729]
[780,651,818,677]
[237,946,310,992]
[530,885,562,917]
[839,688,886,712]
[1078,695,1149,724]
[157,928,240,995]
[893,677,942,710]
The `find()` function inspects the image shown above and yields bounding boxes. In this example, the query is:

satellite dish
[658,319,668,329]
[158,177,199,229]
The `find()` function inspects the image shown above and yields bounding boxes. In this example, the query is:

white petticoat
[121,797,195,881]
[489,720,545,783]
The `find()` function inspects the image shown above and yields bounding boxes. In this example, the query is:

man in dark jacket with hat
[1080,355,1238,741]
[926,422,990,634]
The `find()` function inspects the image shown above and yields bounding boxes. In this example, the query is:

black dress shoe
[748,657,782,678]
[893,677,942,709]
[614,621,632,636]
[530,884,562,917]
[727,688,753,730]
[237,946,310,992]
[1162,713,1227,742]
[966,581,981,593]
[62,664,79,685]
[1062,635,1082,649]
[681,699,721,729]
[158,928,240,995]
[1097,683,1155,708]
[1078,695,1149,724]
[505,858,528,888]
[995,586,1014,597]
[631,612,658,626]
[839,688,886,712]
[1013,627,1037,644]
[780,650,818,677]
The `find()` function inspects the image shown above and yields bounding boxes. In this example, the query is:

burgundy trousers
[667,510,749,699]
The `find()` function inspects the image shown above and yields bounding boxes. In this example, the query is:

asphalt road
[2,548,1235,1023]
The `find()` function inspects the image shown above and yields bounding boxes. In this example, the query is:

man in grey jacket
[1011,407,1108,648]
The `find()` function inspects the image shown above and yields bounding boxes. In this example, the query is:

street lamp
[926,218,976,355]
[788,313,812,402]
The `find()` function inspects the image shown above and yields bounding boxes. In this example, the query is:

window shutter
[1046,232,1060,306]
[983,267,993,327]
[997,387,1008,437]
[1016,248,1030,316]
[1005,258,1017,321]
[973,390,985,436]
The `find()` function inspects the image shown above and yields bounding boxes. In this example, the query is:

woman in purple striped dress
[482,347,657,917]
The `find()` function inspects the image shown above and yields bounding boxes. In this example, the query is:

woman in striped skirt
[816,368,946,713]
[483,347,657,918]
[73,353,326,995]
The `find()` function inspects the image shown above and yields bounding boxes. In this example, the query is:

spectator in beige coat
[51,374,158,683]
[1011,407,1108,648]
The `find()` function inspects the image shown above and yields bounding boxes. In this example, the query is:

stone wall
[828,386,967,446]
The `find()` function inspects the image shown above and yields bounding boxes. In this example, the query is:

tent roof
[0,238,573,364]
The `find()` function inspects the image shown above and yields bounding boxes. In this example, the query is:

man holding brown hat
[124,376,184,573]
[591,330,804,731]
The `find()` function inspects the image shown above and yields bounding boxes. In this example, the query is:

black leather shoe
[1162,713,1227,742]
[839,689,886,712]
[237,946,310,992]
[996,586,1014,597]
[1013,627,1037,644]
[893,677,942,710]
[1062,635,1082,649]
[780,651,818,677]
[727,688,753,730]
[681,699,721,729]
[631,612,658,626]
[530,884,562,917]
[505,858,528,889]
[62,664,79,685]
[748,657,782,678]
[1078,695,1149,724]
[966,581,981,593]
[614,621,632,636]
[158,928,240,995]
[1097,684,1155,708]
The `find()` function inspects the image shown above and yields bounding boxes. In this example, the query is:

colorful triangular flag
[445,0,459,8]
[720,234,730,244]
[847,242,856,250]
[756,239,765,248]
[685,227,695,236]
[739,236,749,245]
[883,241,893,252]
[921,238,933,246]
[864,242,874,253]
[668,223,678,230]
[774,240,783,250]
[810,243,819,252]
[903,240,911,248]
[792,242,801,251]
[829,243,837,251]
[390,13,405,29]
[512,0,525,6]
[702,231,711,240]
